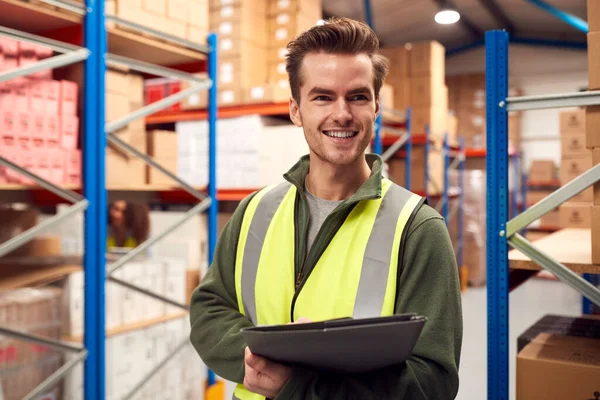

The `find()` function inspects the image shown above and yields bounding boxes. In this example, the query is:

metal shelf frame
[378,108,413,191]
[0,0,218,398]
[486,29,600,400]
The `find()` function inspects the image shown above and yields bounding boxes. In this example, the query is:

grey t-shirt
[304,188,343,254]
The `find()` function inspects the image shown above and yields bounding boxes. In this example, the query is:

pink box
[49,149,64,184]
[0,88,13,109]
[37,150,51,182]
[1,148,19,183]
[59,81,78,116]
[0,111,16,137]
[46,80,61,115]
[35,45,53,59]
[64,149,81,185]
[45,115,60,145]
[32,114,46,148]
[2,57,28,89]
[60,115,79,149]
[30,81,46,112]
[19,42,37,54]
[14,84,29,111]
[0,38,19,56]
[18,152,36,185]
[16,112,32,149]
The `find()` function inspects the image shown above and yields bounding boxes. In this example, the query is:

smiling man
[190,18,463,400]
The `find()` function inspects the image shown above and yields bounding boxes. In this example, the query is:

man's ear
[289,96,302,127]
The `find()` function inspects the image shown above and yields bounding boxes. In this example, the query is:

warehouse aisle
[457,278,582,400]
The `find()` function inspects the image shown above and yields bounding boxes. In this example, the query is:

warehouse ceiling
[323,0,587,51]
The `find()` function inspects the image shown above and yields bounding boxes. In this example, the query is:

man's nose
[331,98,352,125]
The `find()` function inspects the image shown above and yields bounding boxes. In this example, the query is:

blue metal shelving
[486,29,600,400]
[0,1,218,398]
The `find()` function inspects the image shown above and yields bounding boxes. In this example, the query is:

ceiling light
[435,9,460,24]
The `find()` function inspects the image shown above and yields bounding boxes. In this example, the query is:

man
[190,17,462,400]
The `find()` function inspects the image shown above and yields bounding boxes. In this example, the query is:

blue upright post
[442,133,450,224]
[405,107,412,191]
[374,113,382,155]
[83,0,106,398]
[486,30,510,400]
[207,32,218,388]
[458,137,465,268]
[511,153,519,219]
[424,124,430,198]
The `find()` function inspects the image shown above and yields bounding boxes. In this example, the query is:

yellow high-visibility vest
[233,179,422,400]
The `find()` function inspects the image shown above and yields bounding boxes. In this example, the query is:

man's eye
[350,94,369,101]
[314,96,330,101]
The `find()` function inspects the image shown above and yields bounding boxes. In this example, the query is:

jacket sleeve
[189,194,255,383]
[275,207,463,400]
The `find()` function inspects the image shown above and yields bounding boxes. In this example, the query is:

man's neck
[305,154,371,201]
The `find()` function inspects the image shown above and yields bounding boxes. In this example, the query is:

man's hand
[243,318,312,398]
[243,347,292,399]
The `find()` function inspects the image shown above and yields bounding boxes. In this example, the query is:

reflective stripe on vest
[233,178,422,400]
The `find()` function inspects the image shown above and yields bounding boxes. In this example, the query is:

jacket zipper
[290,206,353,322]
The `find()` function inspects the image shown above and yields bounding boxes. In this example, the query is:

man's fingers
[246,350,269,372]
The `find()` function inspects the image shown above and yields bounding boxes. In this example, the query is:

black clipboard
[241,313,426,373]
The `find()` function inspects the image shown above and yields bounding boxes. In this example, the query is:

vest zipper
[290,206,353,322]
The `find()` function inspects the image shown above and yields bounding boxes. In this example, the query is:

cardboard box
[60,115,79,149]
[561,132,588,158]
[588,31,600,90]
[267,0,322,20]
[528,160,556,182]
[147,130,177,158]
[188,1,209,29]
[408,41,445,79]
[411,106,448,136]
[585,105,600,148]
[243,83,291,104]
[219,50,268,90]
[14,84,29,111]
[526,189,554,206]
[539,209,560,227]
[106,152,146,186]
[559,202,591,229]
[16,111,32,149]
[560,156,593,202]
[30,81,45,112]
[267,13,315,48]
[186,25,209,44]
[410,76,447,108]
[142,0,166,15]
[590,0,600,32]
[592,205,600,263]
[517,333,600,400]
[211,9,267,46]
[379,46,409,80]
[559,109,585,134]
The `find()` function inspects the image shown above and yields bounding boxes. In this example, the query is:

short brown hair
[285,17,389,103]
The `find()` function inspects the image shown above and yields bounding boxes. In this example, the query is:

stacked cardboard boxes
[587,1,600,263]
[56,64,147,186]
[526,161,560,228]
[558,110,593,229]
[261,0,322,102]
[105,0,209,43]
[386,147,444,195]
[0,288,63,400]
[146,130,178,185]
[206,0,269,106]
[381,41,450,143]
[0,38,81,186]
[446,73,522,149]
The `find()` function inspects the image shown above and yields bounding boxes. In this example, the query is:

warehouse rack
[0,0,218,399]
[486,29,600,400]
[378,107,413,190]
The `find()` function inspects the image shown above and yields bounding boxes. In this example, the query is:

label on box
[275,27,288,41]
[278,47,288,59]
[220,21,233,35]
[221,5,234,17]
[276,13,290,25]
[277,62,286,74]
[250,87,265,100]
[221,38,233,52]
[221,90,235,104]
[277,0,291,10]
[220,62,234,84]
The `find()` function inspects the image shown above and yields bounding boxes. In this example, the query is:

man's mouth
[322,130,359,139]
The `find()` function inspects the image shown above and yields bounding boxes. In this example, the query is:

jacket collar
[283,153,384,204]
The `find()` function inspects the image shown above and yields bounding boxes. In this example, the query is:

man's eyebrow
[307,87,337,96]
[346,87,372,96]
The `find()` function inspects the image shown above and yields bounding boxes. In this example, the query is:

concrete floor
[457,277,582,400]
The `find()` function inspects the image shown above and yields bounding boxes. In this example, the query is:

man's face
[290,52,379,166]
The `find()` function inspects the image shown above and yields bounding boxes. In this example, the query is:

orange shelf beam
[146,102,291,124]
[527,179,561,188]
